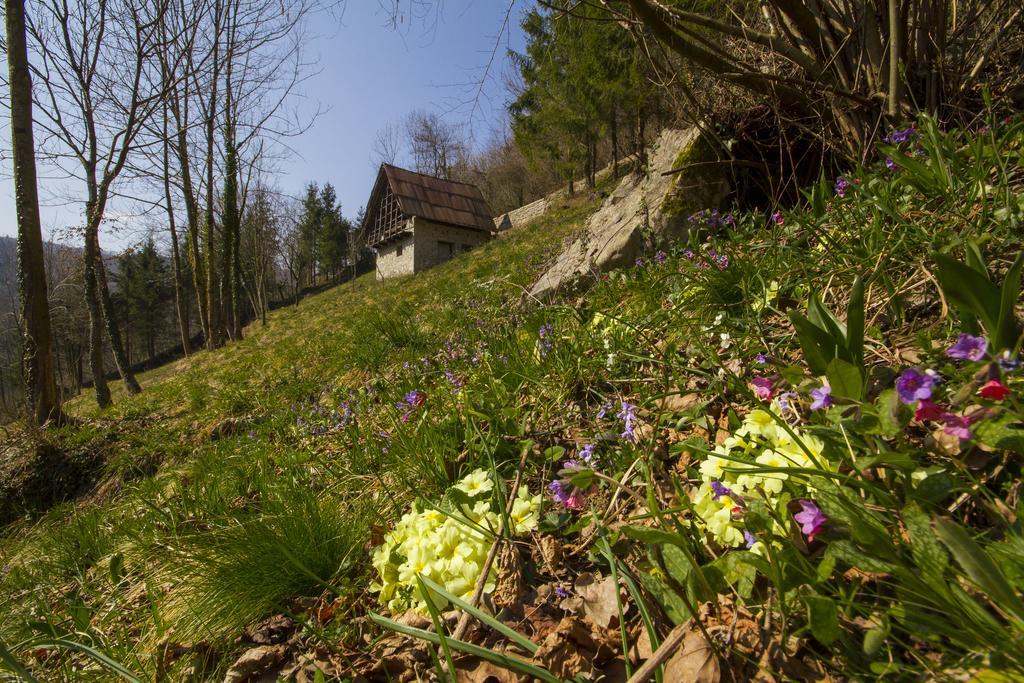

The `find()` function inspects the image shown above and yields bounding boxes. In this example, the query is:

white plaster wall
[412,218,492,271]
[375,233,415,280]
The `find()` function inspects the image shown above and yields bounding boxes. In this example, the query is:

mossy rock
[656,130,730,238]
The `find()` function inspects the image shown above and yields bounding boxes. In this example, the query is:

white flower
[456,470,494,497]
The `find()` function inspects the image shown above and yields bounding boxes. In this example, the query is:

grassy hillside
[2,115,1024,682]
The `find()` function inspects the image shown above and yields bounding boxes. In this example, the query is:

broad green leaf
[874,388,910,438]
[973,413,1024,454]
[826,358,863,400]
[934,253,1002,335]
[635,571,692,625]
[789,312,837,375]
[995,250,1024,351]
[803,594,841,645]
[808,294,846,343]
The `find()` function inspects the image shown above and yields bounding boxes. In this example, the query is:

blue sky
[0,0,527,247]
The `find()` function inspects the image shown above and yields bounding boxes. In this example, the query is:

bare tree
[6,0,61,424]
[372,121,403,166]
[404,110,466,179]
[25,0,176,405]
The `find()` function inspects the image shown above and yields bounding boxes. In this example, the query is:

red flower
[914,399,944,421]
[978,379,1011,401]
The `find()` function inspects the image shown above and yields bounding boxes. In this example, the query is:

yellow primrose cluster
[371,469,542,613]
[692,407,830,552]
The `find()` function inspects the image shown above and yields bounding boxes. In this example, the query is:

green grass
[3,113,1024,681]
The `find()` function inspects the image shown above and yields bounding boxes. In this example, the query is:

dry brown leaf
[574,573,622,629]
[459,658,526,683]
[222,645,287,683]
[493,544,525,611]
[663,632,720,683]
[533,616,613,679]
[655,392,700,414]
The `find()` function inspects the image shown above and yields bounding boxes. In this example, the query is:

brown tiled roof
[362,165,494,247]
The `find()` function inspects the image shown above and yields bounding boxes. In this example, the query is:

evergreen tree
[317,183,349,280]
[116,240,169,363]
[296,182,321,287]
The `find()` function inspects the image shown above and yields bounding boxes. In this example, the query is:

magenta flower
[751,376,774,401]
[770,210,784,225]
[940,413,973,440]
[794,500,827,541]
[914,398,944,422]
[946,333,988,361]
[809,385,832,410]
[896,368,939,404]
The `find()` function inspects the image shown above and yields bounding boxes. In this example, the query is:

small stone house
[361,164,494,280]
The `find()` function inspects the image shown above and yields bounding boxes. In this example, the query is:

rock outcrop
[528,127,728,300]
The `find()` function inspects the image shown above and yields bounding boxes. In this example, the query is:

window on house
[461,244,472,253]
[438,240,455,261]
[396,244,404,257]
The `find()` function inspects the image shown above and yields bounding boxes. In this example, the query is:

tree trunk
[611,111,619,178]
[94,241,141,394]
[82,225,111,408]
[162,113,191,356]
[5,0,62,424]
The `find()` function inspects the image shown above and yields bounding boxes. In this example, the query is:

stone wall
[375,233,415,280]
[412,218,492,271]
[493,195,550,233]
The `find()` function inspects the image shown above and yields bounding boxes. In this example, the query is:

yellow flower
[456,469,494,497]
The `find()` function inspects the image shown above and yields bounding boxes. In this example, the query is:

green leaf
[973,413,1024,454]
[635,571,692,625]
[824,540,895,574]
[863,628,886,658]
[826,358,863,401]
[808,295,846,343]
[789,312,837,376]
[846,276,865,368]
[933,253,1001,336]
[902,504,948,592]
[995,250,1024,352]
[803,594,841,645]
[418,575,538,655]
[933,518,1024,622]
[369,613,560,683]
[874,388,910,438]
[0,638,39,682]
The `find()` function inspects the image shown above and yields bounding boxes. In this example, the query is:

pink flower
[978,379,1011,401]
[914,399,944,422]
[751,376,774,400]
[940,413,973,440]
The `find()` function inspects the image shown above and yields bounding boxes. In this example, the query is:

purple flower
[834,176,850,198]
[770,210,784,225]
[654,250,667,264]
[946,333,987,361]
[884,126,917,144]
[635,257,646,267]
[896,368,939,404]
[554,586,570,599]
[578,443,596,464]
[743,530,758,549]
[754,353,768,365]
[809,385,833,411]
[618,401,638,442]
[683,249,695,260]
[548,479,585,510]
[776,391,798,416]
[941,413,973,440]
[596,401,612,419]
[884,157,898,171]
[998,351,1020,372]
[710,480,734,501]
[794,500,827,541]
